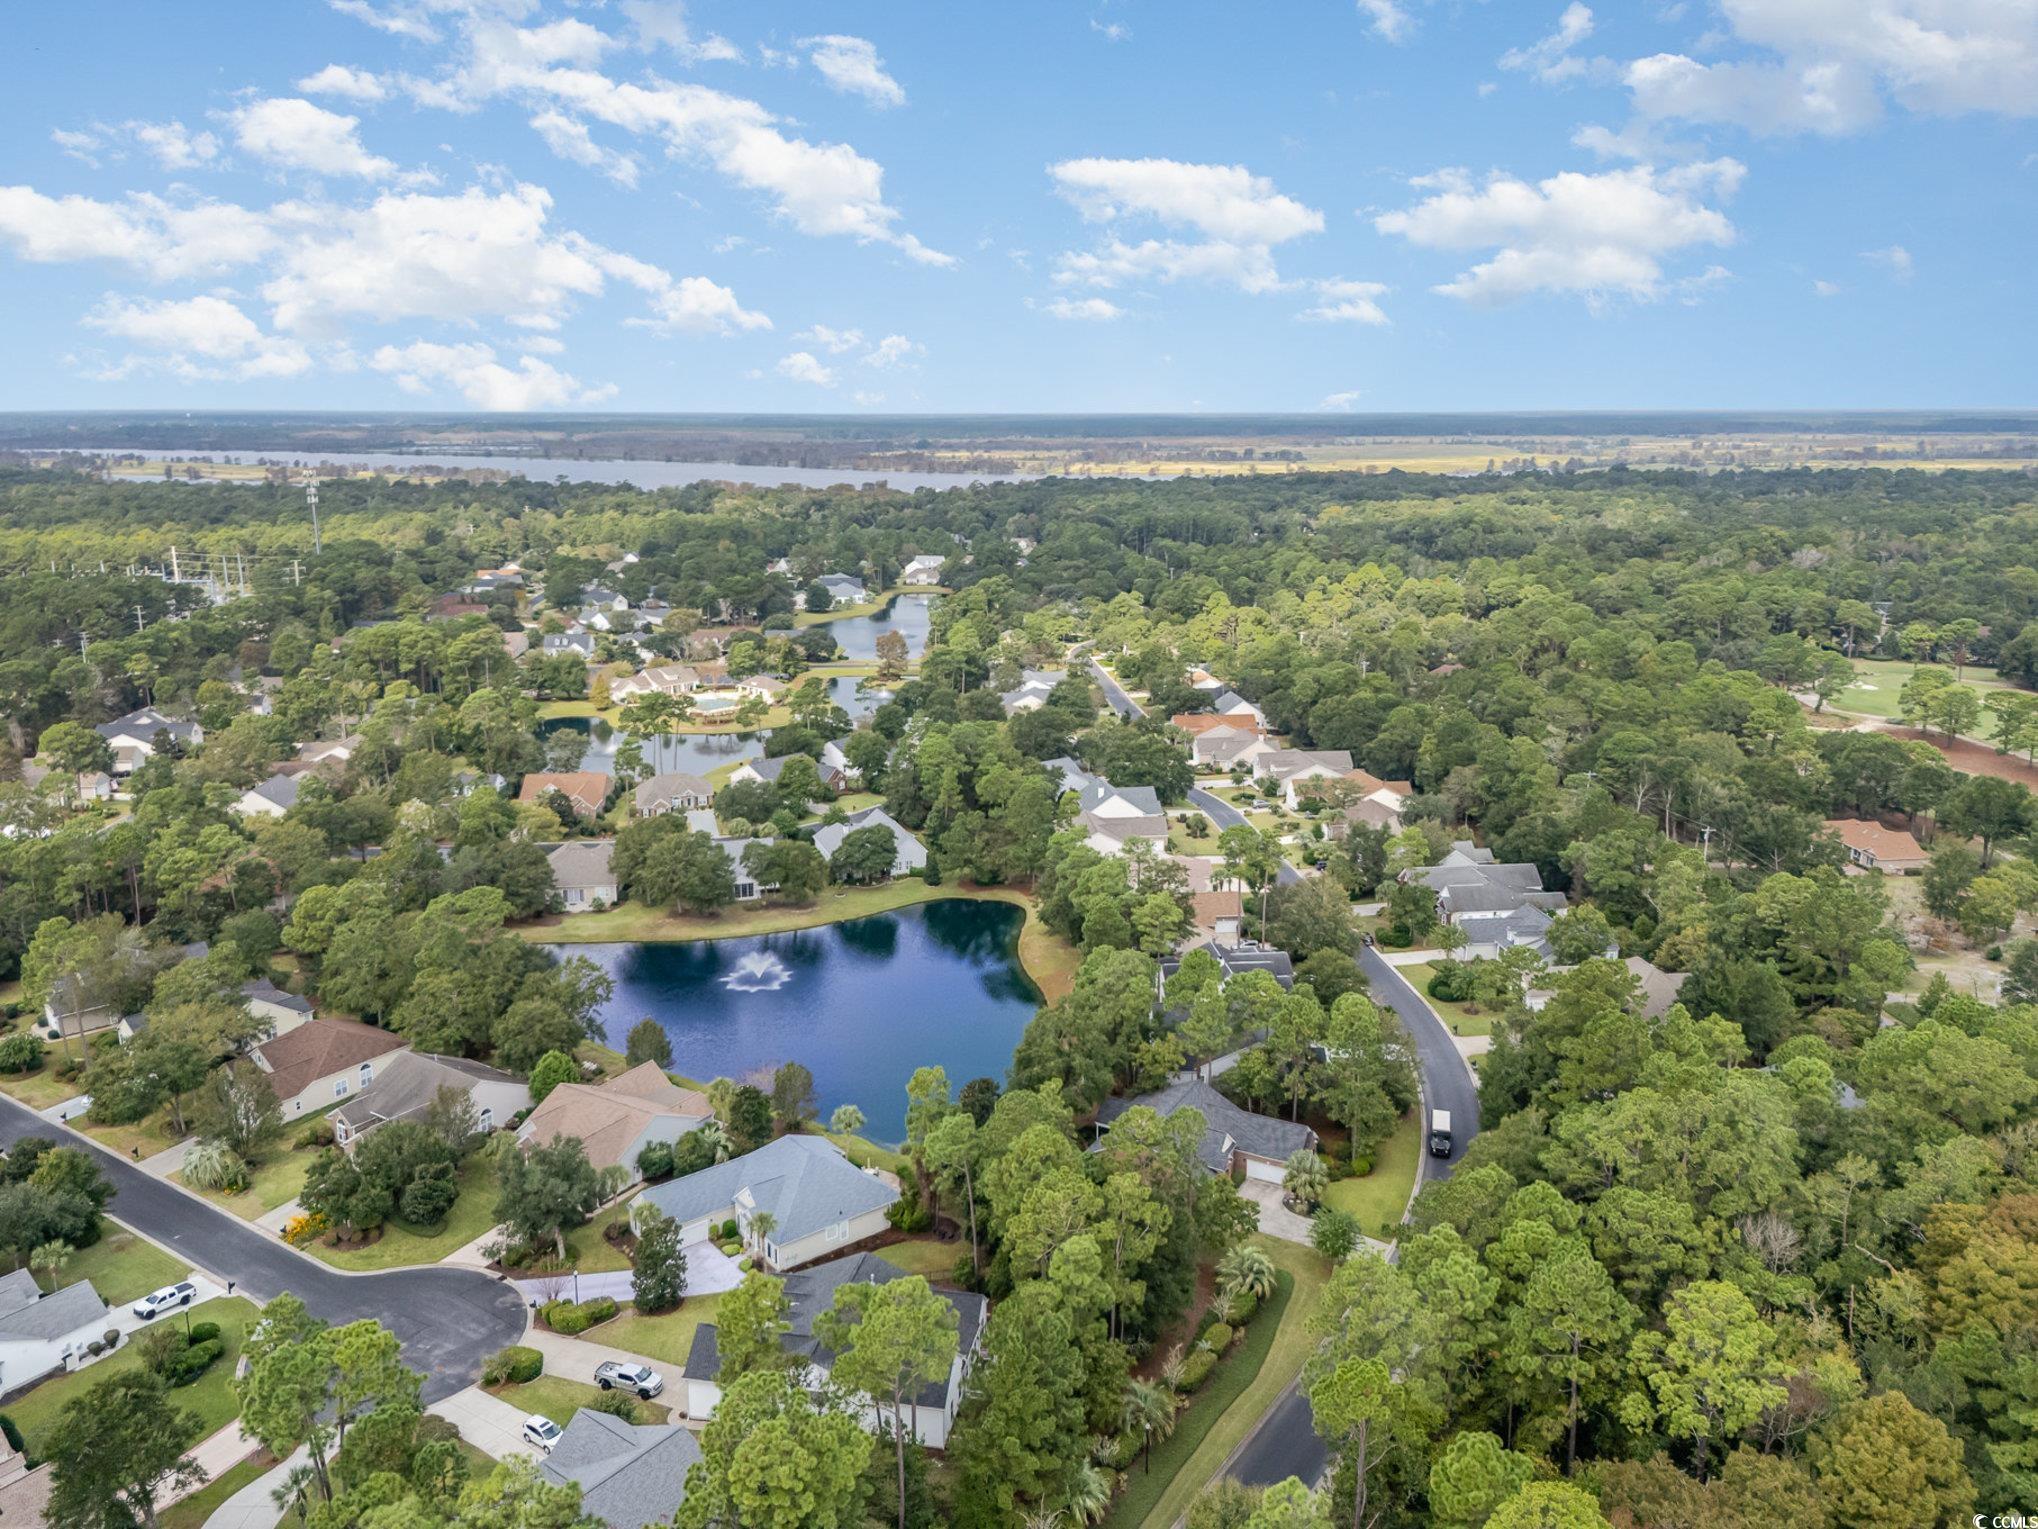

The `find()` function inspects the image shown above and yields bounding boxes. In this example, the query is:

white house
[297,735,362,767]
[1075,781,1169,856]
[632,1135,897,1271]
[0,1270,113,1393]
[547,840,619,911]
[1207,689,1266,731]
[1191,727,1273,772]
[1254,750,1356,808]
[678,1251,985,1448]
[330,1053,530,1150]
[94,708,202,775]
[234,772,301,819]
[998,669,1063,715]
[898,555,947,587]
[633,772,714,817]
[813,806,927,877]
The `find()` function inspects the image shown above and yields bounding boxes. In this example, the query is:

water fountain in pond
[720,952,794,992]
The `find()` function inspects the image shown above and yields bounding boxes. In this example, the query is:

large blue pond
[555,900,1040,1143]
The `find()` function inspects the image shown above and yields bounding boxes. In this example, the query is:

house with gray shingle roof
[538,1408,700,1529]
[632,1135,897,1271]
[94,707,203,774]
[813,807,926,877]
[0,1269,111,1392]
[1096,1077,1315,1186]
[633,772,714,817]
[547,840,618,911]
[680,1251,985,1448]
[234,772,301,818]
[1075,779,1168,856]
[330,1053,529,1151]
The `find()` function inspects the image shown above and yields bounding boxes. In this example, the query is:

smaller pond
[541,719,763,778]
[557,900,1040,1142]
[814,593,937,662]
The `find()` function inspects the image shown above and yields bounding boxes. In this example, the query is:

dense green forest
[7,460,2038,1527]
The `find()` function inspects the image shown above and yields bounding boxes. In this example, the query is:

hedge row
[542,1296,618,1335]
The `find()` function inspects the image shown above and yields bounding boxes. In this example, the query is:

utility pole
[170,546,180,582]
[291,560,301,586]
[133,606,145,633]
[306,476,322,556]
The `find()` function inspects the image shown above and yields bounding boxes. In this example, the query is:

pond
[539,718,764,778]
[813,593,938,662]
[556,900,1040,1142]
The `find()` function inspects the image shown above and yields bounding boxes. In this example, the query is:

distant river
[554,901,1041,1142]
[52,447,1032,493]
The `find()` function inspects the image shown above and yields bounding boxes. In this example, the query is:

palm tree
[1218,1244,1277,1304]
[1021,1512,1064,1529]
[697,1120,733,1163]
[29,1239,71,1294]
[1121,1379,1176,1444]
[1065,1463,1112,1526]
[1156,1344,1188,1393]
[747,1209,777,1267]
[1282,1148,1328,1211]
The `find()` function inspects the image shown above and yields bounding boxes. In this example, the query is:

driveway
[428,1387,541,1461]
[0,1094,528,1403]
[509,1237,744,1306]
[1239,1179,1313,1246]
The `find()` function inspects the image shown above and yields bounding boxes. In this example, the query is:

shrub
[1201,1322,1235,1354]
[1177,1349,1217,1392]
[282,1210,329,1248]
[635,1140,674,1182]
[717,1240,742,1257]
[1224,1291,1259,1326]
[188,1321,221,1345]
[182,1140,249,1193]
[1348,1153,1374,1178]
[1107,1432,1142,1470]
[398,1170,459,1228]
[587,1389,638,1422]
[294,1119,336,1150]
[0,1033,45,1074]
[482,1346,544,1386]
[1312,1208,1361,1262]
[165,1338,224,1386]
[719,1218,739,1240]
[102,1329,120,1351]
[0,1414,23,1455]
[542,1297,619,1335]
[1426,960,1474,1003]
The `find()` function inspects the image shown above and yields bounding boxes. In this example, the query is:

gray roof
[1195,730,1264,764]
[1077,780,1162,816]
[242,978,313,1015]
[1210,689,1258,715]
[740,754,794,783]
[95,707,200,745]
[1080,812,1170,844]
[1041,757,1100,796]
[547,839,616,892]
[813,806,924,867]
[1097,1077,1314,1174]
[1258,749,1354,781]
[539,1408,700,1529]
[685,1251,983,1410]
[1410,862,1546,892]
[0,1269,108,1341]
[246,773,301,810]
[1159,940,1295,989]
[817,574,867,595]
[634,772,713,810]
[638,1135,897,1245]
[1439,884,1568,917]
[330,1051,528,1135]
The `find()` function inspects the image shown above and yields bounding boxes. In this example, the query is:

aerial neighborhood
[0,454,2034,1529]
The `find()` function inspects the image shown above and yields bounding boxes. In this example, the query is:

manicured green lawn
[575,1200,638,1274]
[1824,657,2015,739]
[873,1237,963,1280]
[1321,1111,1422,1239]
[309,1158,499,1271]
[4,1295,261,1456]
[820,1128,907,1174]
[598,1294,723,1370]
[494,1375,670,1428]
[0,1063,83,1113]
[48,1222,187,1305]
[179,1145,316,1218]
[162,1454,267,1529]
[1397,962,1494,1038]
[1132,1240,1330,1529]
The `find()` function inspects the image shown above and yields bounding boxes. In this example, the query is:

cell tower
[305,473,322,556]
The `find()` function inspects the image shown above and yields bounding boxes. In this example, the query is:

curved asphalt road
[0,1094,527,1402]
[1220,949,1482,1495]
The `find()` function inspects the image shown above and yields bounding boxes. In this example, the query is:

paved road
[1088,657,1144,719]
[0,1094,527,1403]
[1219,947,1483,1497]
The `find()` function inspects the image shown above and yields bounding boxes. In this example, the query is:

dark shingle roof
[1097,1077,1314,1173]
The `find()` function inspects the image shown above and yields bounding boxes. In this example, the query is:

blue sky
[0,0,2031,413]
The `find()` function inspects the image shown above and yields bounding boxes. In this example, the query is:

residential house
[1403,845,1569,941]
[1159,939,1296,990]
[242,978,316,1036]
[1075,780,1169,856]
[681,1251,985,1448]
[249,1017,410,1118]
[1186,667,1224,691]
[1207,690,1266,731]
[813,806,927,876]
[1041,756,1101,798]
[731,753,848,794]
[1096,1077,1315,1185]
[0,1270,112,1393]
[520,770,612,819]
[500,629,531,660]
[632,1135,898,1271]
[234,772,300,819]
[898,554,947,586]
[716,835,779,901]
[1190,890,1244,942]
[1171,712,1246,736]
[547,840,618,911]
[735,675,787,703]
[542,629,597,661]
[517,1061,711,1179]
[580,586,629,613]
[815,573,868,606]
[94,707,203,774]
[1327,772,1414,836]
[537,1407,701,1529]
[1191,726,1273,772]
[609,664,701,703]
[633,772,714,817]
[1824,818,1930,873]
[998,669,1063,715]
[635,598,674,628]
[330,1052,530,1150]
[297,735,362,767]
[1254,749,1356,808]
[1526,956,1689,1019]
[819,738,861,784]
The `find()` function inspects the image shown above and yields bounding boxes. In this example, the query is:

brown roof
[1823,818,1926,862]
[1171,713,1242,735]
[519,771,611,817]
[1191,890,1244,926]
[254,1018,408,1103]
[518,1061,711,1174]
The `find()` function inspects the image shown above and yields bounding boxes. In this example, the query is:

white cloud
[1357,0,1414,42]
[1091,18,1131,42]
[130,120,221,171]
[298,64,390,102]
[1619,0,2038,136]
[530,111,640,186]
[230,98,400,179]
[1813,277,1843,296]
[1300,278,1391,324]
[776,350,837,387]
[1041,296,1124,320]
[1050,157,1323,293]
[370,339,616,409]
[801,35,905,108]
[620,0,740,63]
[863,333,921,368]
[852,390,886,406]
[621,269,772,336]
[0,186,274,280]
[1862,242,1915,280]
[1500,4,1595,82]
[327,0,442,43]
[1320,389,1365,410]
[84,294,312,380]
[798,323,865,353]
[50,129,103,168]
[1375,159,1741,305]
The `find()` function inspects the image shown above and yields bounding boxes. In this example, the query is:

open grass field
[309,1156,499,1271]
[1822,658,2018,737]
[872,1235,964,1279]
[598,1293,723,1370]
[4,1295,261,1456]
[1321,1111,1423,1238]
[0,1063,84,1113]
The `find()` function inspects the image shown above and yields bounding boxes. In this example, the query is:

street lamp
[1143,1420,1152,1474]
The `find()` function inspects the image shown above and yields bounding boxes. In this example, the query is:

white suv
[521,1415,562,1452]
[132,1282,198,1319]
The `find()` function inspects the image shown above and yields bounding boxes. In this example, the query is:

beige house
[331,1052,530,1150]
[1824,817,1929,873]
[517,1061,711,1178]
[250,1018,410,1118]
